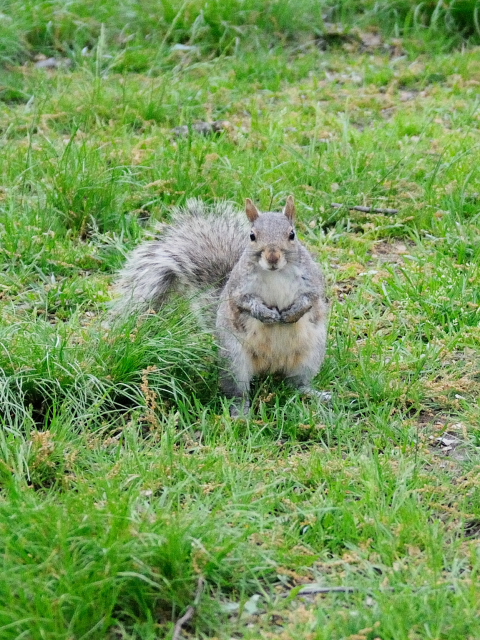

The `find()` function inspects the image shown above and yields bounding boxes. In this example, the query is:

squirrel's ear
[284,195,296,222]
[245,198,260,223]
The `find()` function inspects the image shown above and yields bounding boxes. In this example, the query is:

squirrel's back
[113,199,249,317]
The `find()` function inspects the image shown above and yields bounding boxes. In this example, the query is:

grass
[1,1,480,638]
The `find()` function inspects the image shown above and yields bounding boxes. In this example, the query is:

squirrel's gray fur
[114,197,330,415]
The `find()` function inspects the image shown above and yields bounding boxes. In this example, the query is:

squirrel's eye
[250,232,256,241]
[289,230,295,240]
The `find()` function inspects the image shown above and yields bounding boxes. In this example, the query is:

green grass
[1,1,480,638]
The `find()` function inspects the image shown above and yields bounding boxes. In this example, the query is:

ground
[0,4,480,639]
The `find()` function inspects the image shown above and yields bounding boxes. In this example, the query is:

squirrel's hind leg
[219,368,252,417]
[287,378,332,404]
[285,366,332,404]
[220,373,251,417]
[285,323,331,402]
[217,344,253,417]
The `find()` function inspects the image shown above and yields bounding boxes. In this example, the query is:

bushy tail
[113,199,248,320]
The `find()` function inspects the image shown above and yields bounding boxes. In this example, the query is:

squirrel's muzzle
[262,247,285,270]
[267,250,280,265]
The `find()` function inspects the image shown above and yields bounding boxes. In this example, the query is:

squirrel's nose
[266,250,280,265]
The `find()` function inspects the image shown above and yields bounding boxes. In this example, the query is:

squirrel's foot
[311,390,333,403]
[298,387,332,403]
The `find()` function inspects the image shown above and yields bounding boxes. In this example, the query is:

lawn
[0,1,480,639]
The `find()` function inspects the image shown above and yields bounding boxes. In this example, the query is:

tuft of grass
[360,0,480,38]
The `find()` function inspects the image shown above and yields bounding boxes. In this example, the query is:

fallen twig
[332,202,398,214]
[295,582,458,597]
[172,606,195,640]
[296,584,358,595]
[172,577,205,640]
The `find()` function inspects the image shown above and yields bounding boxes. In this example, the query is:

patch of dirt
[417,409,451,428]
[417,411,471,463]
[419,413,471,463]
[333,278,357,301]
[371,240,411,264]
[429,431,469,463]
[317,24,405,57]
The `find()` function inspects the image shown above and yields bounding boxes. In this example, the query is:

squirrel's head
[245,196,298,272]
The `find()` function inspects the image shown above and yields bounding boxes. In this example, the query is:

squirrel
[114,196,330,415]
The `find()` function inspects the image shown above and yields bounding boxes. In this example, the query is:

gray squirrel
[114,196,330,415]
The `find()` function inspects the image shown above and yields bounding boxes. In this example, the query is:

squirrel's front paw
[279,309,298,324]
[254,306,281,324]
[280,305,311,324]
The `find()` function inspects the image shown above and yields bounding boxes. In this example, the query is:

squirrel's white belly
[243,312,324,375]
